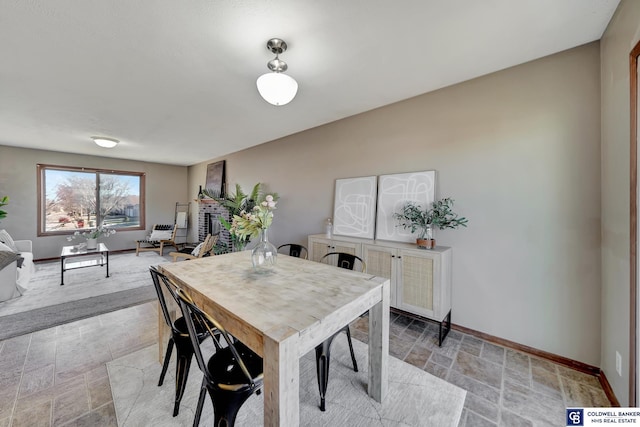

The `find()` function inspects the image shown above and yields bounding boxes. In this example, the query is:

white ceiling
[0,0,620,166]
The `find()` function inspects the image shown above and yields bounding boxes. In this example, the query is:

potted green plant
[0,196,8,223]
[203,183,276,252]
[394,197,468,249]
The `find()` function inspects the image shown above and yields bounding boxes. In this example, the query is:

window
[37,164,145,236]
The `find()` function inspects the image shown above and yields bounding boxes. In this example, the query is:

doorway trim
[629,39,640,406]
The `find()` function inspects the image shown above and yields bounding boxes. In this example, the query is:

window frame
[37,164,146,237]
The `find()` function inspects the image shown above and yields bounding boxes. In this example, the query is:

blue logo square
[566,408,584,426]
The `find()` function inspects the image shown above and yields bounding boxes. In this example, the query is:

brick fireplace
[197,200,231,249]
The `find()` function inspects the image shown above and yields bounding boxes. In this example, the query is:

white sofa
[0,239,35,301]
[0,256,19,301]
[15,239,35,287]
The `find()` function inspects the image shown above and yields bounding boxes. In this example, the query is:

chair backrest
[149,265,180,331]
[168,224,178,240]
[277,243,308,259]
[319,252,366,273]
[150,224,178,241]
[199,234,219,258]
[175,287,258,388]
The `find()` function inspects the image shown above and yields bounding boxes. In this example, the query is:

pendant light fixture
[256,38,298,106]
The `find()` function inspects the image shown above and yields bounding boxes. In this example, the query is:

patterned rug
[0,252,167,340]
[108,337,466,426]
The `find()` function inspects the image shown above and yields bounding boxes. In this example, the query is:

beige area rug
[0,252,167,340]
[107,336,466,426]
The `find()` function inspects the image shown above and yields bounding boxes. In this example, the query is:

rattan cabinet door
[396,247,452,322]
[308,235,362,262]
[332,240,360,257]
[308,236,332,262]
[397,250,437,319]
[363,244,397,307]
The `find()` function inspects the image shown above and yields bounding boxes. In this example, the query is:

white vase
[86,238,97,250]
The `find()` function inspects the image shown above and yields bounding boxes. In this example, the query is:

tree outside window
[38,165,145,235]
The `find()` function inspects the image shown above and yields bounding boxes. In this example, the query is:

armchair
[135,224,179,256]
[169,234,218,262]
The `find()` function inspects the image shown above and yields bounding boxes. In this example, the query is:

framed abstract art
[332,176,377,239]
[375,170,436,242]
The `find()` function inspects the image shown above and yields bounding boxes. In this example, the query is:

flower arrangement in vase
[67,223,116,249]
[231,194,279,270]
[203,183,261,252]
[230,194,277,241]
[394,197,468,249]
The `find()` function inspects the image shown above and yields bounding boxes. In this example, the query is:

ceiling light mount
[91,136,119,148]
[266,38,287,56]
[256,38,298,106]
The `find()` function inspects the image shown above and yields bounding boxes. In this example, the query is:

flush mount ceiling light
[256,38,298,106]
[91,136,119,148]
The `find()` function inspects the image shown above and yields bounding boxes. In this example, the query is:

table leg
[368,281,389,402]
[263,330,299,427]
[60,256,65,286]
[106,251,109,278]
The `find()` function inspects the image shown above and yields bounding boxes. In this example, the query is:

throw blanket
[0,250,19,271]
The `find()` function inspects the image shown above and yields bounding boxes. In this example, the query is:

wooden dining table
[158,251,390,426]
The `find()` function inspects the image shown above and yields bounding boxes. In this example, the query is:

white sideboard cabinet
[308,234,453,345]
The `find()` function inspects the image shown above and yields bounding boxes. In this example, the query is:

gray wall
[189,42,602,367]
[600,0,640,407]
[0,145,188,259]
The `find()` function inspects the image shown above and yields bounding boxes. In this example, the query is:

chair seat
[174,247,194,254]
[172,315,210,339]
[206,342,263,391]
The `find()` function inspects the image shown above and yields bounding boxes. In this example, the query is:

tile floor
[0,303,611,427]
[350,312,612,427]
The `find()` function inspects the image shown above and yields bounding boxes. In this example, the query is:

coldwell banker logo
[566,409,583,426]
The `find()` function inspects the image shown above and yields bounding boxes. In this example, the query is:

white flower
[265,195,274,202]
[267,201,276,208]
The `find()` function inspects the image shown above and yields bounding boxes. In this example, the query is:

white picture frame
[375,170,436,242]
[332,176,377,239]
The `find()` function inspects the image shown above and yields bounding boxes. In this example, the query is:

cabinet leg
[438,310,451,347]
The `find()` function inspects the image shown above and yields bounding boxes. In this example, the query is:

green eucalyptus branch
[430,198,468,229]
[393,197,468,239]
[0,196,9,222]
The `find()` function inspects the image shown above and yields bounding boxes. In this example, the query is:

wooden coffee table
[60,243,110,285]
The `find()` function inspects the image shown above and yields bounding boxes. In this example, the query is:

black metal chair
[315,252,366,411]
[176,287,264,427]
[277,243,308,259]
[149,266,220,417]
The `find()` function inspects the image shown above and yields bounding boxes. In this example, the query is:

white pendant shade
[256,72,298,106]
